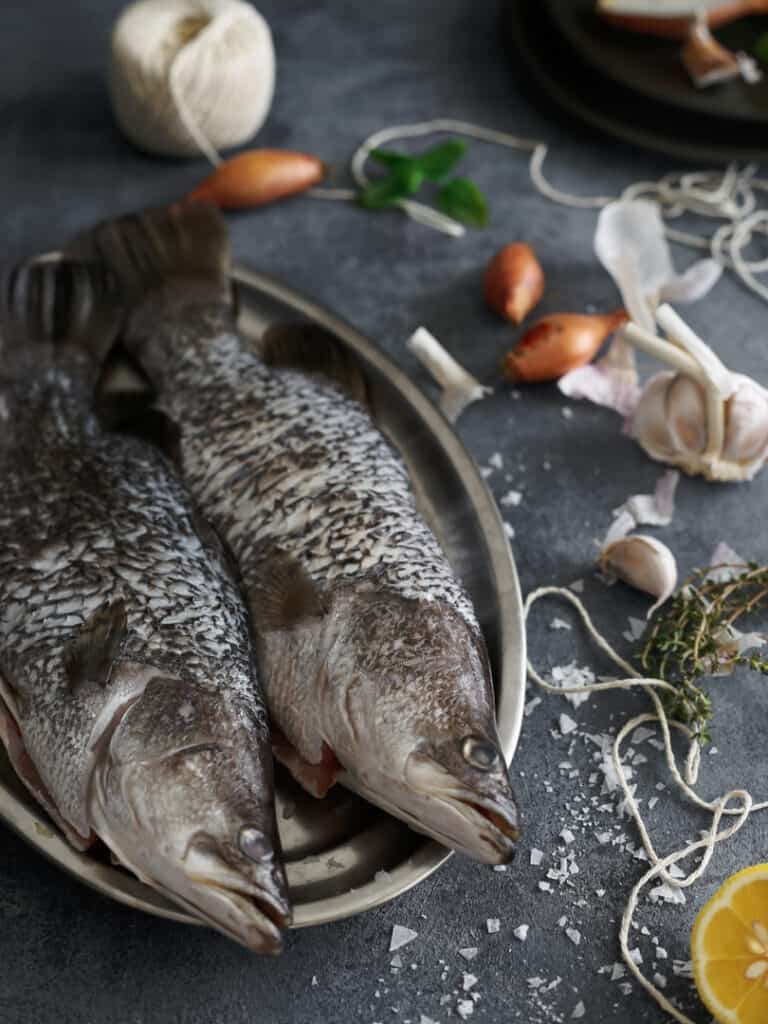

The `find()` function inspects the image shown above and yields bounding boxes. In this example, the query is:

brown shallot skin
[502,309,627,384]
[484,243,544,325]
[187,149,326,210]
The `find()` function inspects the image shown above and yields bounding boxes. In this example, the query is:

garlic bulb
[599,534,678,616]
[623,305,768,482]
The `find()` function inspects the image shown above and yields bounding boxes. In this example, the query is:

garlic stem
[655,304,734,399]
[620,323,705,382]
[655,304,732,464]
[406,326,492,422]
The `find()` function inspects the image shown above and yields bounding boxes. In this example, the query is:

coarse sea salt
[458,947,478,961]
[569,579,584,593]
[462,973,478,991]
[488,452,503,470]
[500,489,522,507]
[565,928,582,946]
[530,848,544,866]
[389,925,418,952]
[456,998,474,1019]
[551,661,595,709]
[503,522,516,540]
[514,925,529,941]
[571,1001,586,1019]
[550,617,572,631]
[486,918,500,934]
[649,883,686,905]
[559,713,578,736]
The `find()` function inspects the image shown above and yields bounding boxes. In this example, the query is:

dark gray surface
[1,2,766,1023]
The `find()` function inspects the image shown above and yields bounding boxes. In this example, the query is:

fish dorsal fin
[247,549,326,631]
[65,202,231,307]
[260,323,369,408]
[65,598,128,692]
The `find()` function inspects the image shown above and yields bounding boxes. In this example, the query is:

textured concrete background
[1,2,767,1023]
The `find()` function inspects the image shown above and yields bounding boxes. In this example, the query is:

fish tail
[1,259,123,362]
[65,202,231,308]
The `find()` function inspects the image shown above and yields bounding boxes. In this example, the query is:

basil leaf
[358,163,424,209]
[369,148,412,170]
[755,32,768,64]
[415,139,467,181]
[436,178,489,227]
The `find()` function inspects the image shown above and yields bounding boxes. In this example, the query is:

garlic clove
[599,534,678,617]
[484,243,545,325]
[722,374,768,467]
[629,371,680,461]
[665,373,708,457]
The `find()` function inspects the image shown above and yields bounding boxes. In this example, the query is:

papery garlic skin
[629,371,768,482]
[599,534,678,616]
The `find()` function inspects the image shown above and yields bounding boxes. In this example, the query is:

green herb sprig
[357,139,489,228]
[638,562,768,743]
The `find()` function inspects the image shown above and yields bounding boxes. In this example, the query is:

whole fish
[70,205,520,864]
[0,260,289,951]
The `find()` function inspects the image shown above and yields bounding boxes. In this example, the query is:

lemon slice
[692,864,768,1024]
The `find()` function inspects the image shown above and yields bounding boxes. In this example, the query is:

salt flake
[571,1001,586,1019]
[550,617,572,631]
[559,713,578,736]
[389,925,418,952]
[500,489,522,507]
[551,662,595,709]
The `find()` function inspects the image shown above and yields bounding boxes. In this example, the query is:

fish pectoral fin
[65,598,128,692]
[260,322,369,409]
[272,731,341,799]
[247,550,326,631]
[0,693,94,851]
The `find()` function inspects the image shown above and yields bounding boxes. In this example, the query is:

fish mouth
[180,874,291,954]
[346,776,519,865]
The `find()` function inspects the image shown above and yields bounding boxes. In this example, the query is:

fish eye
[462,735,500,772]
[238,826,272,862]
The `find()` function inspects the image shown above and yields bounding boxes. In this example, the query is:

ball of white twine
[109,0,275,164]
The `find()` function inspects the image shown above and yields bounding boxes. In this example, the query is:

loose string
[524,585,768,1024]
[309,118,768,306]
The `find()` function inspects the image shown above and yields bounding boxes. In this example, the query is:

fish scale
[149,337,476,620]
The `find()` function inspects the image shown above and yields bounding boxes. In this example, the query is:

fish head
[325,590,520,865]
[89,673,290,952]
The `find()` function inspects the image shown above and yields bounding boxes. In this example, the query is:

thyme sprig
[638,562,768,743]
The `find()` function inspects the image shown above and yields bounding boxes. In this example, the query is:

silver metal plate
[0,265,526,928]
